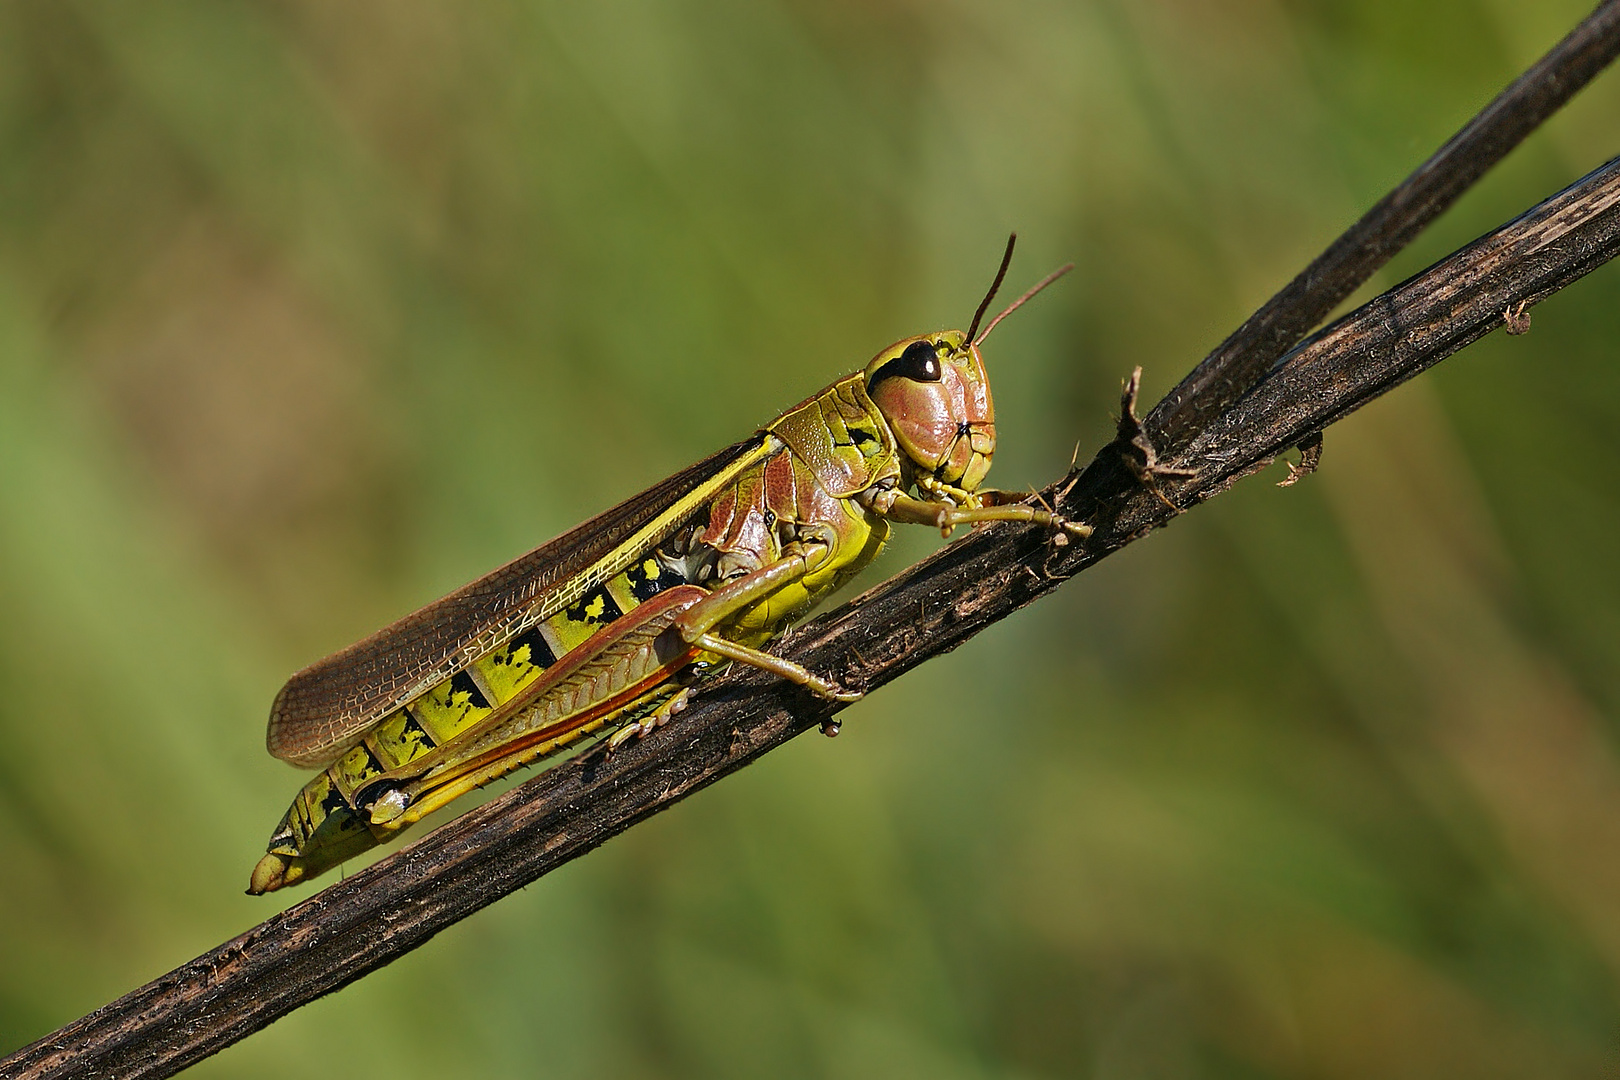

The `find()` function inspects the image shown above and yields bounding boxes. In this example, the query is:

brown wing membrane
[267,436,765,768]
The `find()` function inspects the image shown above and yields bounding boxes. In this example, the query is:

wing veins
[266,436,771,768]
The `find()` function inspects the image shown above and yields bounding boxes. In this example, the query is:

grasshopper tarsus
[818,685,864,705]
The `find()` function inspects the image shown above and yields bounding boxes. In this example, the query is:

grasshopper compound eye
[869,338,943,386]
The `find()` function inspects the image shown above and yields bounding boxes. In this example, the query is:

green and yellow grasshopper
[249,240,1086,894]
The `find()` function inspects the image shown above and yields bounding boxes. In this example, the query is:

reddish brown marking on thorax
[700,447,852,563]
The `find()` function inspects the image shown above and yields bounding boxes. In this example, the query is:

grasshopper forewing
[249,238,1086,894]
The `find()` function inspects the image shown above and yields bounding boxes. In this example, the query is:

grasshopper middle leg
[671,548,863,702]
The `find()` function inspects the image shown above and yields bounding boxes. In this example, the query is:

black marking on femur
[510,626,557,669]
[869,339,943,387]
[450,670,491,710]
[567,587,624,626]
[627,557,689,601]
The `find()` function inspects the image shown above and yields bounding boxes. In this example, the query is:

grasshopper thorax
[864,329,995,497]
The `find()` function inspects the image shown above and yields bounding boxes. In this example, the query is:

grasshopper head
[862,237,1073,499]
[865,329,996,496]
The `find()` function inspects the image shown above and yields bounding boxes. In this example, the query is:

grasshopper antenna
[966,233,1018,344]
[973,261,1075,348]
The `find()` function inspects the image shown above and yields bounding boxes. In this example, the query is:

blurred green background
[3,1,1620,1076]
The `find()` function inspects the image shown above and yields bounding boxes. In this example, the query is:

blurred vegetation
[2,1,1619,1076]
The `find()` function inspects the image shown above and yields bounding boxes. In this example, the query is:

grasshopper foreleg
[874,490,1092,541]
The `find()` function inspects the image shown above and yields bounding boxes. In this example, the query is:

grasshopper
[249,238,1087,894]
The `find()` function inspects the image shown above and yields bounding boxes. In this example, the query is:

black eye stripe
[869,339,943,387]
